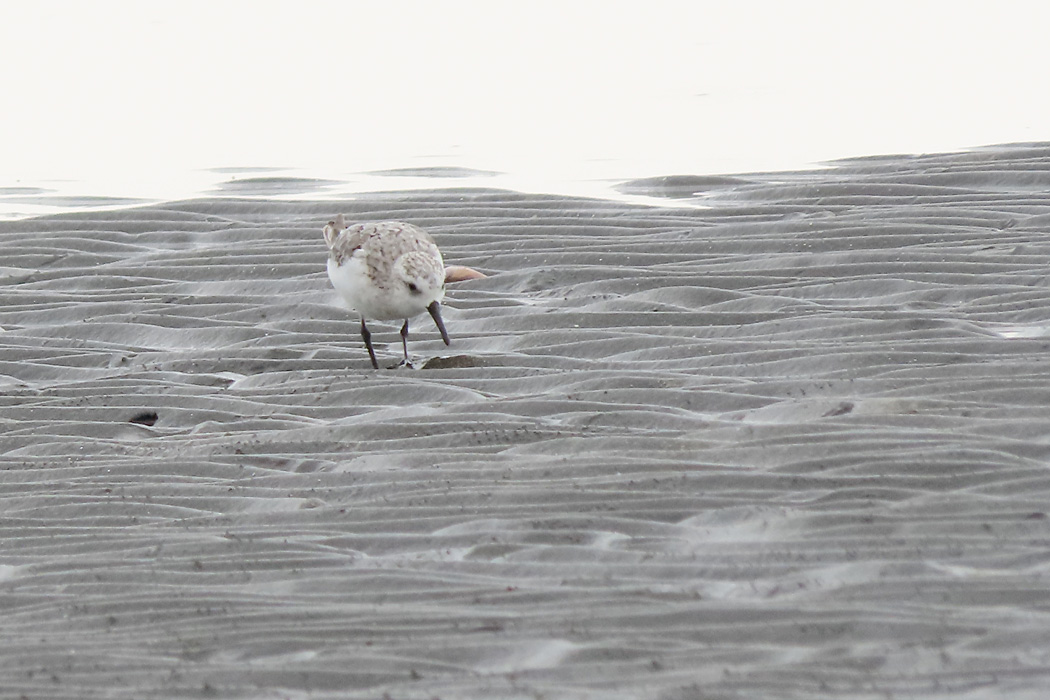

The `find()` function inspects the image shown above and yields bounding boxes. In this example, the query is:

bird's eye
[407,282,420,294]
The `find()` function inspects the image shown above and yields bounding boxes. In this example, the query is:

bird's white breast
[328,252,443,321]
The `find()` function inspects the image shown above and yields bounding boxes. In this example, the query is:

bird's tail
[322,213,348,248]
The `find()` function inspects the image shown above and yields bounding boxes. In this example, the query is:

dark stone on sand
[128,411,159,426]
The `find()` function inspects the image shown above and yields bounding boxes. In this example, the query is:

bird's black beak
[427,301,450,345]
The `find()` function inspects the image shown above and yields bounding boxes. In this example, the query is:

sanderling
[323,215,484,369]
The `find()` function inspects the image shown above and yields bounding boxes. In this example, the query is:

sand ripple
[2,145,1050,697]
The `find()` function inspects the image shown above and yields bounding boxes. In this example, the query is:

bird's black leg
[361,318,379,369]
[427,301,451,346]
[400,319,410,363]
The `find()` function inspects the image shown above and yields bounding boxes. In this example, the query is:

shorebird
[322,215,484,369]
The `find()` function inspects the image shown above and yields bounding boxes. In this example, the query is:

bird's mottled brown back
[326,224,373,266]
[325,221,442,290]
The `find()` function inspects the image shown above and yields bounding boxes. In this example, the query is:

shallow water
[6,3,1050,223]
[2,144,1050,698]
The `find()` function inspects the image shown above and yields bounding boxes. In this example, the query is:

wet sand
[2,144,1050,698]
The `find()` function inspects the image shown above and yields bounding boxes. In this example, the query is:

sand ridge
[2,144,1050,698]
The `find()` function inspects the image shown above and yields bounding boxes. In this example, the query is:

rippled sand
[3,144,1050,699]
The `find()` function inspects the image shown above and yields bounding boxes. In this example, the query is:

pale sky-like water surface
[1,1,1048,217]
